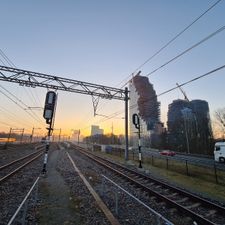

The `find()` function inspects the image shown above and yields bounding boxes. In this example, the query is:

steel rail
[0,148,44,171]
[93,152,225,214]
[7,177,40,225]
[0,152,43,183]
[73,145,224,225]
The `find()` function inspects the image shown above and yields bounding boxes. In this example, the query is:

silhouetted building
[167,99,213,154]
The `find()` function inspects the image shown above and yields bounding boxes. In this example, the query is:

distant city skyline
[91,125,104,136]
[0,1,225,138]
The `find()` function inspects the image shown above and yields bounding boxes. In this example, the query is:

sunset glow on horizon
[0,1,225,140]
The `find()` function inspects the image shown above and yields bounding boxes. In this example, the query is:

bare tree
[214,108,225,139]
[215,108,225,127]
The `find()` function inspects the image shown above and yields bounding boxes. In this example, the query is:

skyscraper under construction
[129,73,162,147]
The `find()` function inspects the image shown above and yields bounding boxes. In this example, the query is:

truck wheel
[219,157,225,163]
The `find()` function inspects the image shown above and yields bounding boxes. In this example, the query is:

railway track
[0,145,45,224]
[72,144,225,225]
[0,148,44,183]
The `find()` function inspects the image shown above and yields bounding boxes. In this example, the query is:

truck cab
[214,142,225,163]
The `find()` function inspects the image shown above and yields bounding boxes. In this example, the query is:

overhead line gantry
[0,65,130,160]
[0,65,126,100]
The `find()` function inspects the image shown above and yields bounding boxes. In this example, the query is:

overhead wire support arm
[0,65,126,100]
[0,65,130,161]
[92,95,100,116]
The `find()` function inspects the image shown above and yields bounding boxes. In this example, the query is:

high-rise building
[167,99,213,154]
[129,74,161,147]
[91,125,104,136]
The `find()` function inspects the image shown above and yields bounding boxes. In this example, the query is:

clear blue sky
[0,0,225,137]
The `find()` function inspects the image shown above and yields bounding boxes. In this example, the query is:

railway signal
[43,91,57,124]
[42,91,57,174]
[132,113,142,168]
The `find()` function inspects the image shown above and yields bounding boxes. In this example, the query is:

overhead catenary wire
[0,85,44,119]
[0,120,32,132]
[0,87,45,130]
[0,58,6,66]
[0,89,44,126]
[0,48,43,112]
[118,0,223,88]
[129,64,225,112]
[0,49,16,68]
[94,0,223,119]
[80,63,225,133]
[0,86,44,124]
[0,107,34,129]
[80,109,124,132]
[0,1,223,138]
[157,64,225,98]
[146,25,225,77]
[33,89,42,106]
[0,48,45,131]
[0,120,18,128]
[0,85,29,108]
[0,119,32,132]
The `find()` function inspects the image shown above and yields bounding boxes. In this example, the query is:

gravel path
[36,146,111,225]
[37,148,82,225]
[65,148,186,225]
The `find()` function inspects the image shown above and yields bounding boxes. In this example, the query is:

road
[141,147,225,171]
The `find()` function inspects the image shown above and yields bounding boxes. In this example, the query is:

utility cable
[0,58,6,66]
[157,64,225,97]
[0,48,43,107]
[0,49,44,123]
[0,85,29,108]
[0,107,35,129]
[0,49,16,68]
[0,89,44,125]
[95,0,223,118]
[0,85,43,124]
[94,22,225,123]
[146,25,225,77]
[0,120,17,127]
[130,64,225,111]
[118,0,223,88]
[80,63,225,133]
[0,120,32,131]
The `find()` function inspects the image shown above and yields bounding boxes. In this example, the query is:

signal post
[42,91,57,174]
[132,113,142,168]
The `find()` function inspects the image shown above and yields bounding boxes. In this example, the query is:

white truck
[214,142,225,163]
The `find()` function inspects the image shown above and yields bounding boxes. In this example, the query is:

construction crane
[176,83,190,102]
